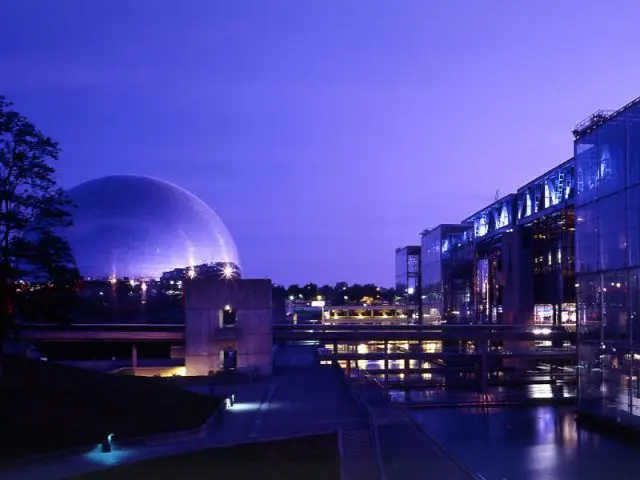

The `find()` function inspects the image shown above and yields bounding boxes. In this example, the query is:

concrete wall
[184,278,273,376]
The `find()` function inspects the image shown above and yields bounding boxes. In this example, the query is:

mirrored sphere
[64,175,240,279]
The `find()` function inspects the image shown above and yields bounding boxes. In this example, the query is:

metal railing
[333,363,385,480]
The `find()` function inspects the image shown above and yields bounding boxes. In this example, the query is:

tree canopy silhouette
[0,96,77,355]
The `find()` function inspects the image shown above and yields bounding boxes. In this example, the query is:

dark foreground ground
[70,433,341,480]
[0,355,221,459]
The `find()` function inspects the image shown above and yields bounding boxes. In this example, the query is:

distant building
[394,245,421,295]
[420,225,473,323]
[160,262,241,283]
[395,153,575,329]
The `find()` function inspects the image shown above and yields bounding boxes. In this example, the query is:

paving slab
[258,366,369,438]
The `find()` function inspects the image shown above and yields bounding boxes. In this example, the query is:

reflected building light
[533,328,552,335]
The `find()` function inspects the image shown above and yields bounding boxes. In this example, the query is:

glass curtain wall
[395,248,409,292]
[421,228,443,323]
[575,103,640,427]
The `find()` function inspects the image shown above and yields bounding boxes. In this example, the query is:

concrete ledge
[404,396,576,409]
[576,410,640,443]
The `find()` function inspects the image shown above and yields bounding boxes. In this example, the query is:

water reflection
[411,406,640,480]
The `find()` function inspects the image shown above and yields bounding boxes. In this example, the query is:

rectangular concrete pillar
[184,278,273,376]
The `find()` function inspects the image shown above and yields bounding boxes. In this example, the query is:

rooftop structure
[571,95,640,139]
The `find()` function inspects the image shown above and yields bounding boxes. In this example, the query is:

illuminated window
[219,305,237,328]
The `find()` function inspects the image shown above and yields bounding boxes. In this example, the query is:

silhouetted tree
[0,95,77,370]
[286,284,303,299]
[303,283,318,299]
[334,281,349,291]
[318,284,333,300]
[378,287,396,303]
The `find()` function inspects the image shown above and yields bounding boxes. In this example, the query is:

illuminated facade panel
[517,159,574,223]
[465,195,516,240]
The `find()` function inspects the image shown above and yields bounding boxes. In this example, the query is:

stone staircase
[339,428,380,480]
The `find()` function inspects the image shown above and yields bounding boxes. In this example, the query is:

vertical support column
[346,360,351,377]
[384,340,389,385]
[476,340,487,393]
[131,343,138,374]
[404,357,410,383]
[417,272,423,325]
[480,343,488,393]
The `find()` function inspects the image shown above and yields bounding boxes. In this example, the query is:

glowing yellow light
[129,279,136,287]
[224,304,232,311]
[187,268,196,279]
[141,282,147,292]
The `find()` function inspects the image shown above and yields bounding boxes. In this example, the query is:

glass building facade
[574,98,640,427]
[394,245,420,297]
[392,94,640,430]
[421,225,472,323]
[516,159,577,327]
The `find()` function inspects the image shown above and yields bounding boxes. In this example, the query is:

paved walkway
[0,365,370,480]
[355,380,480,480]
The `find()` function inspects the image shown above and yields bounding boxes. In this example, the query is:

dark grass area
[0,355,222,460]
[158,370,257,387]
[71,433,341,480]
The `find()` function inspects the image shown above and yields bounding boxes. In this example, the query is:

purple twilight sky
[2,0,640,286]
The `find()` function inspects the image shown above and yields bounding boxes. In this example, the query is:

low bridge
[273,324,574,343]
[16,323,576,344]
